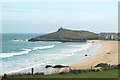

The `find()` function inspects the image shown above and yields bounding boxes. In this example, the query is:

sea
[0,33,103,75]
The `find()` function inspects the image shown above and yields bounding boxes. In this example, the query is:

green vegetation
[41,28,98,39]
[8,69,118,78]
[28,28,99,42]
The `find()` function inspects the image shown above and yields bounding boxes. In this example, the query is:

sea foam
[32,45,55,50]
[0,45,55,58]
[63,43,92,55]
[13,39,28,42]
[0,49,32,58]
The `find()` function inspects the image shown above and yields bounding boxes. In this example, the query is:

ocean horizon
[1,33,103,75]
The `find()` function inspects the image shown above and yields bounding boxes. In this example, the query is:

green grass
[35,28,99,40]
[9,69,118,78]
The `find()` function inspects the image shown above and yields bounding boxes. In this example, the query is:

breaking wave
[33,45,55,50]
[13,39,28,42]
[0,45,55,58]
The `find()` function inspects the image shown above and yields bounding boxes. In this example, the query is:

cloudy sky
[2,2,118,33]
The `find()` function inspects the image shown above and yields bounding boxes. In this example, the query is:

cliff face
[28,28,99,42]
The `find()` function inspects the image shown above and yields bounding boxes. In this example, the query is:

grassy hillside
[40,28,98,39]
[28,28,99,42]
[8,69,118,78]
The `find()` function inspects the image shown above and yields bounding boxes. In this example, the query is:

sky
[2,2,118,33]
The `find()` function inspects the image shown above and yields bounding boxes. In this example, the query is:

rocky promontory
[28,28,99,42]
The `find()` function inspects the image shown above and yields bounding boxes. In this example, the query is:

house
[99,33,118,40]
[117,33,120,41]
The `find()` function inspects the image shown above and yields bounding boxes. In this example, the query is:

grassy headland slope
[28,28,99,42]
[8,69,118,78]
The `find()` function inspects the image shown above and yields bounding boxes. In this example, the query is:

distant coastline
[28,28,99,42]
[28,28,119,43]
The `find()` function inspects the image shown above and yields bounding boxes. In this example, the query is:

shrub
[77,69,82,73]
[2,74,8,79]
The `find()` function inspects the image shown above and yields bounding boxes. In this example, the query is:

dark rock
[23,40,26,41]
[45,65,52,68]
[85,54,87,56]
[59,72,65,74]
[53,65,69,68]
[94,63,109,70]
[106,52,110,54]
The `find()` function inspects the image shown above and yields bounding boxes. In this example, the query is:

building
[99,33,118,40]
[117,33,120,41]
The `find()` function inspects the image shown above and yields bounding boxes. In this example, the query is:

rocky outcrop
[28,27,99,42]
[53,65,69,68]
[45,65,52,68]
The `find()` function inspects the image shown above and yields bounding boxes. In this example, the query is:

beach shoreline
[69,40,118,70]
[1,40,119,76]
[51,40,119,74]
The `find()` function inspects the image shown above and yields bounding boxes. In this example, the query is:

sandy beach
[53,40,119,73]
[70,40,119,70]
